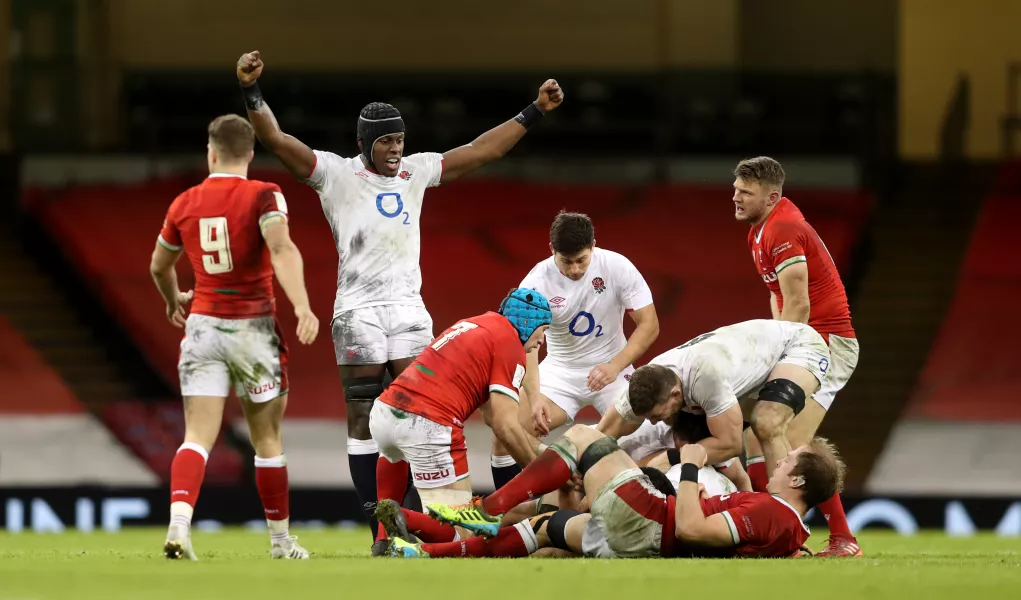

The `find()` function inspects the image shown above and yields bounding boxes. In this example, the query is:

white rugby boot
[271,535,310,559]
[164,525,198,561]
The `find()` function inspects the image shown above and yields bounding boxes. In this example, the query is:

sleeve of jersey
[690,364,738,419]
[489,332,525,402]
[721,496,777,548]
[423,152,444,188]
[766,222,808,275]
[616,255,654,310]
[304,150,336,192]
[257,186,289,234]
[157,205,182,252]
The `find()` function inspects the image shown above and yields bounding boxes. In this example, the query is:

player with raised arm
[490,211,659,489]
[149,115,319,560]
[236,52,564,542]
[599,319,830,479]
[733,156,861,557]
[388,423,841,560]
[368,288,551,551]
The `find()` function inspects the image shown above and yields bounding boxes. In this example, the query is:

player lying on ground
[150,115,319,560]
[619,411,751,495]
[368,288,552,551]
[490,211,659,489]
[733,156,861,556]
[388,425,841,558]
[599,319,830,484]
[236,51,564,544]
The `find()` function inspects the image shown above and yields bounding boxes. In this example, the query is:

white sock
[268,517,290,544]
[169,501,194,530]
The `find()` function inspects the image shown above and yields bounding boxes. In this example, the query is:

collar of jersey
[208,173,247,179]
[770,494,811,534]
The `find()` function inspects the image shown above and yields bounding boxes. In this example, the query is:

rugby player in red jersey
[384,424,841,560]
[368,288,551,549]
[734,156,861,556]
[150,115,319,560]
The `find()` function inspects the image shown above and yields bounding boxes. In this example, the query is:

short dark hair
[627,364,676,417]
[791,437,846,508]
[208,114,255,160]
[549,211,594,255]
[641,467,676,497]
[734,156,785,191]
[671,411,711,444]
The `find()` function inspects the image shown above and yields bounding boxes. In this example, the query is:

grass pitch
[1,528,1019,600]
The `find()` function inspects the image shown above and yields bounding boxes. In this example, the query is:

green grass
[1,529,1019,600]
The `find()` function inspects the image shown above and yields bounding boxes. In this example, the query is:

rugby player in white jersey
[599,319,831,475]
[490,212,659,490]
[236,51,564,546]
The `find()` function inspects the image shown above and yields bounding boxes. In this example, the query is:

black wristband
[680,463,700,484]
[241,81,264,111]
[514,102,543,129]
[666,448,681,466]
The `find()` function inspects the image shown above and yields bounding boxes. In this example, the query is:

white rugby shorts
[178,314,288,403]
[539,361,635,420]
[331,304,433,365]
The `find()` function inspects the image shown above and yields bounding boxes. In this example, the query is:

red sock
[819,493,853,538]
[375,458,410,541]
[483,448,572,515]
[402,507,456,543]
[169,443,207,509]
[421,525,529,558]
[254,455,290,521]
[747,458,768,493]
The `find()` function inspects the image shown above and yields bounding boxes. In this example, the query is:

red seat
[0,317,84,415]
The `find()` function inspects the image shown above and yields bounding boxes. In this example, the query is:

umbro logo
[550,296,566,308]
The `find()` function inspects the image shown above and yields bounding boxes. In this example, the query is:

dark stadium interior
[1,0,1019,557]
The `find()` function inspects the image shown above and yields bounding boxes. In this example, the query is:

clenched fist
[535,79,564,113]
[237,50,264,87]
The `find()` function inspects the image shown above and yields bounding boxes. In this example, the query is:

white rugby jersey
[519,248,653,369]
[616,319,821,421]
[667,464,738,498]
[306,150,443,318]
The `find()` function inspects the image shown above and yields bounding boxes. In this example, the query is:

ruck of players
[150,50,861,560]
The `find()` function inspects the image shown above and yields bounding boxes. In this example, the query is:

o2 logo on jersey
[569,311,604,338]
[376,192,410,225]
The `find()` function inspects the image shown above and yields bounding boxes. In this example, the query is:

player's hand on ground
[535,79,564,113]
[294,305,319,345]
[587,363,620,392]
[237,51,264,87]
[680,443,708,468]
[165,290,193,328]
[532,397,553,436]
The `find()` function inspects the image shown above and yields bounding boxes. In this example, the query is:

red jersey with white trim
[379,312,526,428]
[696,492,810,558]
[158,175,288,319]
[748,197,855,340]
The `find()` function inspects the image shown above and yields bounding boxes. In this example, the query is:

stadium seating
[0,317,158,485]
[906,194,1021,422]
[27,174,871,425]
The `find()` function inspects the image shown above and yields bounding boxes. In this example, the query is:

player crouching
[368,289,551,552]
[150,115,319,560]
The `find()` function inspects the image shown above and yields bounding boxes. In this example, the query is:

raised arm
[440,79,564,182]
[674,444,737,547]
[237,51,316,180]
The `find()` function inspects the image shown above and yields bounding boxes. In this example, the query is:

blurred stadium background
[0,0,1019,536]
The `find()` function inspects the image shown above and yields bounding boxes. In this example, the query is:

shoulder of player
[594,247,637,271]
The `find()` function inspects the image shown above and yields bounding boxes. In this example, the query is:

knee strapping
[547,509,582,551]
[343,376,384,402]
[757,378,806,415]
[578,437,620,476]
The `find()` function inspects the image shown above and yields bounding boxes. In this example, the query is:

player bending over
[150,115,319,560]
[734,156,861,556]
[236,51,564,542]
[601,319,830,478]
[368,289,551,552]
[490,211,658,489]
[389,425,841,559]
